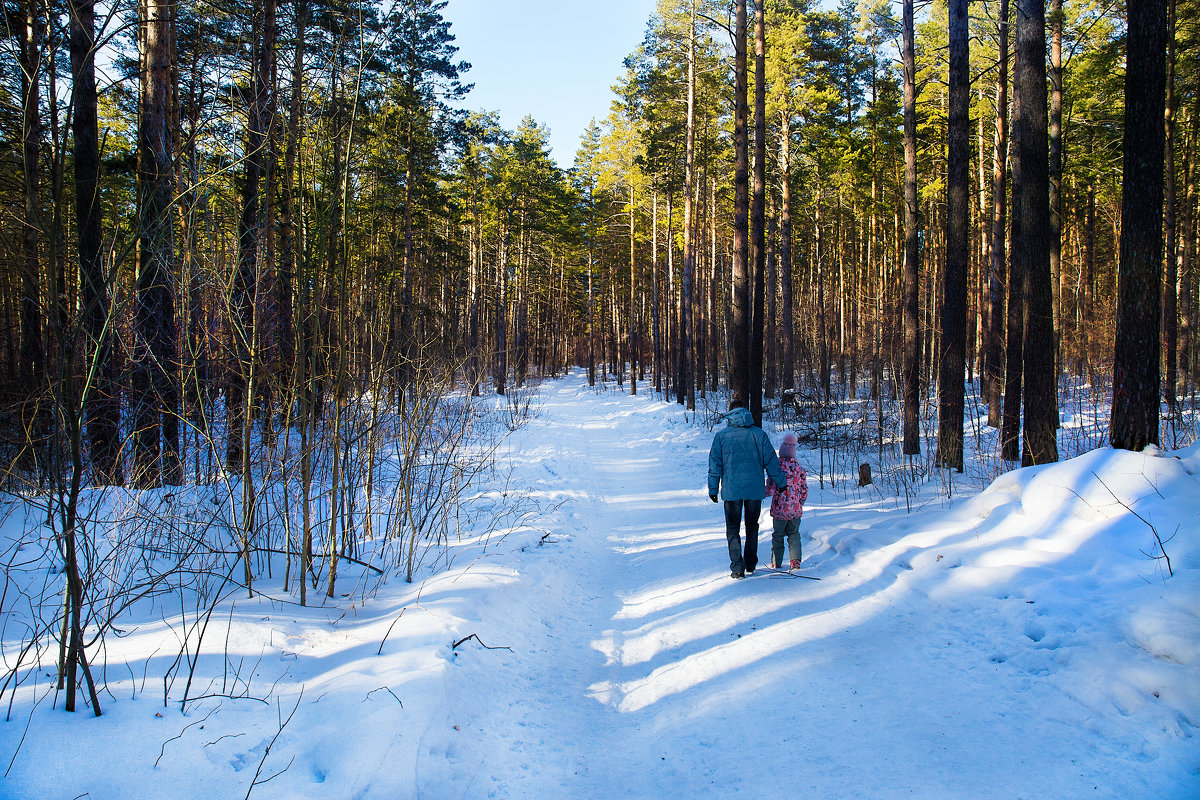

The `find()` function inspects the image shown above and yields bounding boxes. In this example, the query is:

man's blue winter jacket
[707,407,787,501]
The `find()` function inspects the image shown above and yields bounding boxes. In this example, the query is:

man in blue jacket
[708,401,787,579]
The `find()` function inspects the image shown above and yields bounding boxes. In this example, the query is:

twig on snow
[365,686,404,707]
[156,706,218,767]
[243,688,303,800]
[452,633,512,652]
[1091,471,1175,578]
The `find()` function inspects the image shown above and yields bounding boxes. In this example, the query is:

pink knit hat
[779,432,798,459]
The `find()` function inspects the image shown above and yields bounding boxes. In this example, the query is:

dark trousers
[723,499,762,574]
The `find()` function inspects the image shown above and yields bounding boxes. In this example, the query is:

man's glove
[710,494,719,503]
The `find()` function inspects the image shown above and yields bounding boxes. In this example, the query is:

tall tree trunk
[228,0,271,475]
[749,0,767,426]
[936,0,970,472]
[631,184,640,396]
[901,0,922,456]
[71,0,120,483]
[709,179,720,393]
[976,84,988,389]
[401,93,417,388]
[1048,0,1064,380]
[279,0,306,413]
[496,220,509,395]
[1163,0,1178,413]
[677,1,697,410]
[1000,0,1024,463]
[766,194,777,400]
[817,192,831,398]
[730,0,750,408]
[1013,0,1058,466]
[986,0,1009,429]
[652,193,661,392]
[1179,85,1198,396]
[1082,186,1096,377]
[1111,0,1168,451]
[133,0,178,487]
[587,211,595,387]
[18,0,45,474]
[779,111,795,396]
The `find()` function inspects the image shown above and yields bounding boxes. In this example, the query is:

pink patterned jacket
[766,457,808,520]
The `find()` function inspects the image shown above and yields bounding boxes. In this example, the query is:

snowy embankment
[2,370,1198,799]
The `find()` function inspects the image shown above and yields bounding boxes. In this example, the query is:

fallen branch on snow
[451,634,512,652]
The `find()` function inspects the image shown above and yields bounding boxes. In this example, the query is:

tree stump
[858,463,873,487]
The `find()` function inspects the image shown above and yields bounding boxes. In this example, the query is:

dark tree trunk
[19,0,46,473]
[901,0,922,456]
[986,0,1009,430]
[496,223,509,395]
[228,0,271,474]
[71,0,120,483]
[936,0,970,472]
[1163,0,1178,412]
[1000,8,1026,464]
[749,0,767,426]
[730,0,750,408]
[1081,186,1096,375]
[1012,0,1058,466]
[1179,86,1198,396]
[133,0,179,487]
[1111,0,1168,451]
[278,0,306,410]
[587,242,595,387]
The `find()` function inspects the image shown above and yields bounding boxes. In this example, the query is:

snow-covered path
[409,374,1199,799]
[418,377,723,796]
[3,371,1196,800]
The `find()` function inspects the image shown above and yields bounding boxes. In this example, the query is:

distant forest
[3,0,1193,489]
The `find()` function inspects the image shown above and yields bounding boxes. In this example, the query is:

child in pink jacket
[765,432,808,569]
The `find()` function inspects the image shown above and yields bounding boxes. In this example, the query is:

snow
[2,370,1198,799]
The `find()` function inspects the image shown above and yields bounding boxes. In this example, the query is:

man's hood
[725,407,755,427]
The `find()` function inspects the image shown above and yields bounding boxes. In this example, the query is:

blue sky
[442,0,658,167]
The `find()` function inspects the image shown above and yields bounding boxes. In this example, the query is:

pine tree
[936,0,969,471]
[901,0,921,456]
[1012,0,1058,466]
[132,0,180,487]
[1111,0,1168,451]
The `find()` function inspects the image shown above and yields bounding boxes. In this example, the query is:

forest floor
[2,370,1199,799]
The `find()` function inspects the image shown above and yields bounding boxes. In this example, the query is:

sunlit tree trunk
[677,1,697,410]
[901,0,921,456]
[730,0,750,407]
[779,111,795,396]
[986,0,1009,429]
[1049,0,1064,380]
